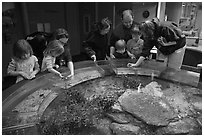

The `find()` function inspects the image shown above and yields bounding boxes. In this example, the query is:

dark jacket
[141,21,186,57]
[113,50,130,59]
[56,42,72,66]
[25,31,52,65]
[82,31,109,60]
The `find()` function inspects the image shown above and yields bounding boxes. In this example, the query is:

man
[109,9,138,58]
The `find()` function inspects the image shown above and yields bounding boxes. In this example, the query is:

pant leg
[167,45,186,70]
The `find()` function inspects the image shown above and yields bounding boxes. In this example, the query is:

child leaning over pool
[126,25,144,59]
[7,39,40,83]
[41,40,64,78]
[113,39,135,59]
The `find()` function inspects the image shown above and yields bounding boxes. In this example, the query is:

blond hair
[115,39,126,50]
[43,40,64,57]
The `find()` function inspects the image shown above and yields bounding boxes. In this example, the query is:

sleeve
[109,31,119,48]
[32,55,40,70]
[7,59,16,74]
[161,26,180,42]
[140,39,155,58]
[63,43,72,62]
[126,40,131,51]
[32,55,38,62]
[82,32,96,58]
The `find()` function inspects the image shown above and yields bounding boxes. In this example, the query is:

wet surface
[38,75,202,135]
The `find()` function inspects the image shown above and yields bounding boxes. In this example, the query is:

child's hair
[131,24,141,35]
[115,39,126,50]
[43,40,64,57]
[13,39,33,60]
[53,28,69,40]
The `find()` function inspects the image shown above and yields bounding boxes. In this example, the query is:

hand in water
[55,64,60,69]
[127,63,136,68]
[91,55,96,62]
[30,72,36,79]
[66,74,73,79]
[58,73,64,78]
[110,54,115,59]
[21,72,33,79]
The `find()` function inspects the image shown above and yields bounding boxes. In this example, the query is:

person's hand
[91,55,96,62]
[29,72,36,79]
[129,54,135,59]
[110,54,115,59]
[127,63,137,68]
[26,36,35,40]
[157,37,167,46]
[55,64,59,69]
[58,73,64,78]
[105,55,110,60]
[20,72,33,79]
[20,72,29,79]
[65,74,74,80]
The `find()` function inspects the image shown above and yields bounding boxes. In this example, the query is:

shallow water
[39,75,202,135]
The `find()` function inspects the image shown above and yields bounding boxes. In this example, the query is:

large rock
[110,123,140,135]
[93,117,112,135]
[111,102,123,112]
[156,117,200,135]
[105,113,130,124]
[118,82,176,126]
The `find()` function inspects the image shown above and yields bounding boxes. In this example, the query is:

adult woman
[82,17,111,61]
[127,19,186,70]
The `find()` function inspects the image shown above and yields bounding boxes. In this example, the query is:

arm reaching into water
[127,56,145,67]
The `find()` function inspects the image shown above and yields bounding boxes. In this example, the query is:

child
[113,39,135,59]
[41,40,64,78]
[7,39,40,83]
[127,25,144,59]
[53,28,74,78]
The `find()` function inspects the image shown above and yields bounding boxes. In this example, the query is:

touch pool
[2,59,202,135]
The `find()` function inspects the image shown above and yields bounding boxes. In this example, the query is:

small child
[41,40,64,78]
[113,39,135,59]
[127,25,144,59]
[7,39,40,83]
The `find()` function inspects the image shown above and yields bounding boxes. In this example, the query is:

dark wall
[132,2,157,23]
[115,2,133,26]
[27,2,66,34]
[65,3,81,56]
[98,2,114,23]
[78,2,96,52]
